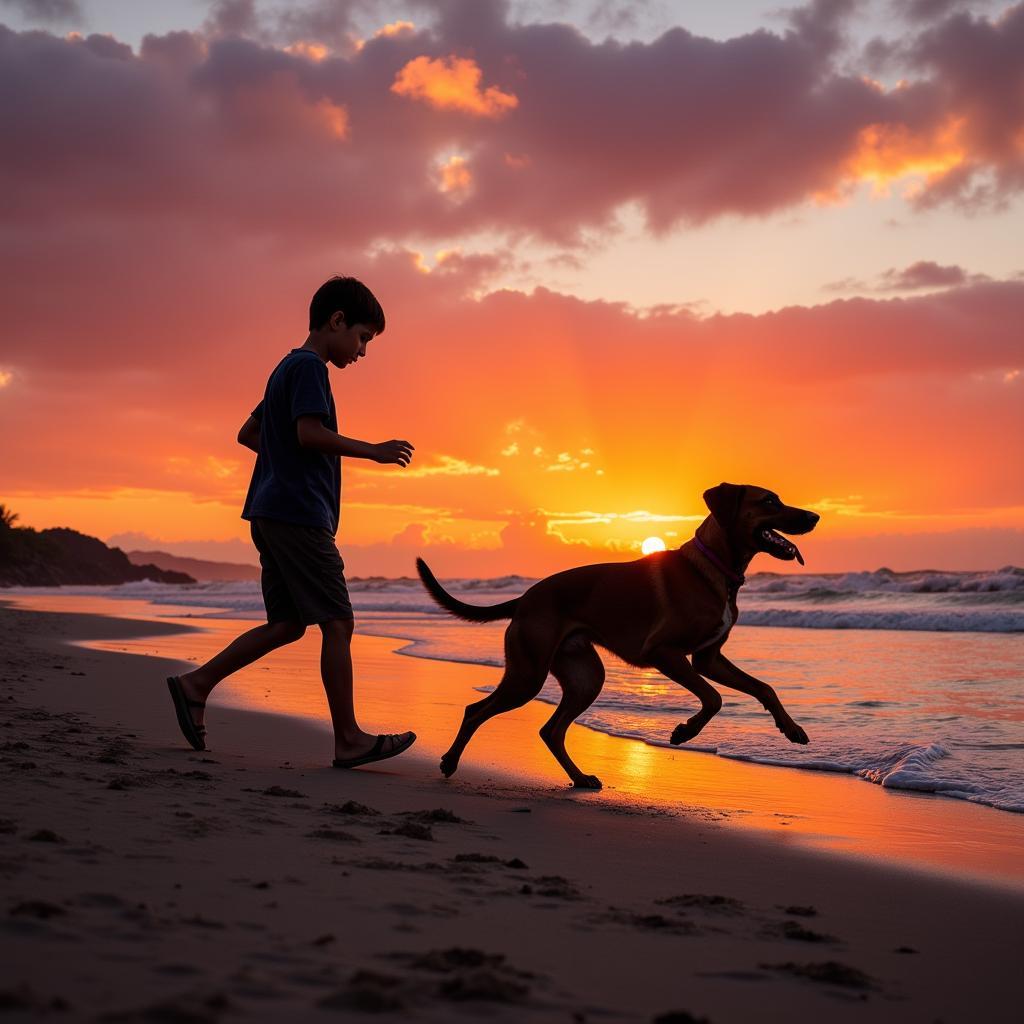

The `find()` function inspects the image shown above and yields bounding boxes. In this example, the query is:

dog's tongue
[782,534,805,566]
[764,527,805,565]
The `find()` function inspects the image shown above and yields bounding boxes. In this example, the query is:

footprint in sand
[760,919,838,944]
[9,900,67,920]
[656,893,746,916]
[399,807,469,825]
[349,856,442,874]
[26,829,66,844]
[779,903,817,917]
[760,959,877,992]
[106,774,153,791]
[321,800,380,817]
[259,785,307,798]
[164,768,215,782]
[517,874,584,901]
[305,827,361,843]
[379,821,435,841]
[318,970,407,1013]
[453,853,529,869]
[348,947,543,1009]
[590,907,702,936]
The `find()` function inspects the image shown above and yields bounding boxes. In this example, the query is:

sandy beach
[2,595,1022,1022]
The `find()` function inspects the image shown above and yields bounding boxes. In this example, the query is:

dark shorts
[250,517,353,626]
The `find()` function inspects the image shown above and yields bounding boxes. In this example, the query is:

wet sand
[1,595,1022,1021]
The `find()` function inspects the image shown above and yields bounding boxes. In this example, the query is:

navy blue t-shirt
[241,349,341,534]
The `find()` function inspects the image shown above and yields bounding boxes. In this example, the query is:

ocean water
[16,566,1024,813]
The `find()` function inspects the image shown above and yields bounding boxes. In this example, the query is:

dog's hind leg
[541,636,606,790]
[648,646,723,745]
[693,649,809,744]
[439,620,552,779]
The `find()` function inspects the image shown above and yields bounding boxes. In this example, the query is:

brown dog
[416,483,819,789]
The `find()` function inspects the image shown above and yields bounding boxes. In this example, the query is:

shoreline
[5,592,1024,887]
[10,577,1021,819]
[2,597,1023,1020]
[374,629,1024,818]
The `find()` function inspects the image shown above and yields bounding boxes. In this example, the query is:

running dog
[416,483,819,789]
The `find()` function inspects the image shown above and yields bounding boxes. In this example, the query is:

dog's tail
[415,558,521,623]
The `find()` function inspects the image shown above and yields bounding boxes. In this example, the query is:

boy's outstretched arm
[237,415,261,452]
[296,416,413,466]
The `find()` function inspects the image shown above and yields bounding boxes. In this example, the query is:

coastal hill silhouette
[0,505,193,587]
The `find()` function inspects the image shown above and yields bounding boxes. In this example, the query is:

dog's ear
[703,483,746,530]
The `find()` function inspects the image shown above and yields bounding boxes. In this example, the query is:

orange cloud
[313,97,349,140]
[374,21,415,40]
[842,116,968,195]
[391,55,518,118]
[283,40,329,62]
[7,11,1023,253]
[438,153,472,193]
[355,455,500,479]
[207,69,351,144]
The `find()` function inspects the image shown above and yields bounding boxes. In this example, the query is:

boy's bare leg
[320,618,412,759]
[178,620,306,727]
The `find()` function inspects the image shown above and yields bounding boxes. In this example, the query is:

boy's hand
[373,440,414,467]
[295,418,413,464]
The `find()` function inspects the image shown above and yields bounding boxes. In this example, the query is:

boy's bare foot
[333,731,416,769]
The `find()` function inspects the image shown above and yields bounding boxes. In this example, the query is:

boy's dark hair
[309,276,385,334]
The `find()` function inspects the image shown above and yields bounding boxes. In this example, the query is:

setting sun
[641,536,667,555]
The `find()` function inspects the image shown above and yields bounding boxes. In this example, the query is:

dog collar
[693,537,746,593]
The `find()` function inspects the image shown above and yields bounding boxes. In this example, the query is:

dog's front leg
[647,646,723,745]
[693,649,809,745]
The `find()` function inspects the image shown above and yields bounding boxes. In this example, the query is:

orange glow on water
[10,591,1018,886]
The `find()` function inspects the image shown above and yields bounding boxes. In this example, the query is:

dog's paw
[439,753,458,778]
[782,722,809,744]
[572,775,602,790]
[670,722,700,745]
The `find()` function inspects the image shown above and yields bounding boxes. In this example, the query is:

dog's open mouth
[760,527,805,565]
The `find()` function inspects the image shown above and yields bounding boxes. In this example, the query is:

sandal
[167,676,207,751]
[332,732,416,770]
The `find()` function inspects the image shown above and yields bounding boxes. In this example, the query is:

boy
[166,276,416,769]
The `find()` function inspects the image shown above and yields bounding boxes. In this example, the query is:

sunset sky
[1,0,1022,576]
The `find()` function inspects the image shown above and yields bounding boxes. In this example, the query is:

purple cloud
[0,1,1020,252]
[880,260,969,289]
[0,0,81,24]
